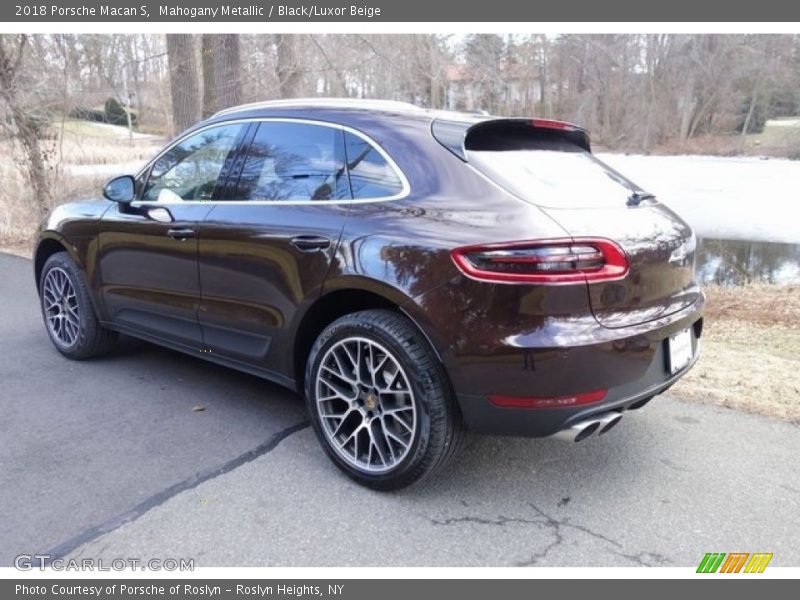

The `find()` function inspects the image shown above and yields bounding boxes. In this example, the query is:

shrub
[103,97,138,127]
[69,106,106,123]
[69,98,138,128]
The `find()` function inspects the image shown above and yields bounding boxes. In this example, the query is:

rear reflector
[490,389,607,409]
[451,238,628,284]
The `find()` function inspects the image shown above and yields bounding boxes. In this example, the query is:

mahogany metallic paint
[34,102,704,438]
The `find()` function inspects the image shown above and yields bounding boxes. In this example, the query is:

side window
[142,123,243,202]
[236,122,348,201]
[343,131,404,199]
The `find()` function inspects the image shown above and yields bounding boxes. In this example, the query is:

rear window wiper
[627,191,656,206]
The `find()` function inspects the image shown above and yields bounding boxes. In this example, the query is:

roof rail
[213,98,423,117]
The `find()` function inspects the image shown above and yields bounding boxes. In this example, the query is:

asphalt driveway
[1,251,798,567]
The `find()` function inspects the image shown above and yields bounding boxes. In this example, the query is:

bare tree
[462,34,506,112]
[274,34,302,98]
[0,35,50,217]
[201,34,216,117]
[166,34,199,134]
[310,35,349,96]
[3,32,799,171]
[212,35,242,110]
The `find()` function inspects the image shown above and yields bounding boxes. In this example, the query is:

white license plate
[668,328,693,374]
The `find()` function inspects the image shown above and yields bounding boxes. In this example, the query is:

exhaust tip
[598,413,623,435]
[573,421,601,442]
[553,411,624,443]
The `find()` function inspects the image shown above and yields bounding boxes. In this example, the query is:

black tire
[39,251,117,359]
[304,309,464,490]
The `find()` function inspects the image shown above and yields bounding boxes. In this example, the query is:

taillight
[451,238,628,284]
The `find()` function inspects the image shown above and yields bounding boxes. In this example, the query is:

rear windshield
[466,130,642,208]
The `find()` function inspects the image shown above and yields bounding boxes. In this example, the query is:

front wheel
[305,309,464,490]
[39,251,117,359]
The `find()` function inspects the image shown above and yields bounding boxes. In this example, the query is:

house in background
[445,63,542,115]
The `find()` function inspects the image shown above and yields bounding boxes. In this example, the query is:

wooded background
[1,33,799,220]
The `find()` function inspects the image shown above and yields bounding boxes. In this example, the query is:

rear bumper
[457,337,700,437]
[404,273,705,438]
[451,308,704,438]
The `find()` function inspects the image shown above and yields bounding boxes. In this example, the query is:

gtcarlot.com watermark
[14,554,194,572]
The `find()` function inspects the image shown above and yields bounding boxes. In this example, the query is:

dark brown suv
[35,99,703,489]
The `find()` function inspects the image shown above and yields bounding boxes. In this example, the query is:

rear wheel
[305,309,464,490]
[39,251,117,359]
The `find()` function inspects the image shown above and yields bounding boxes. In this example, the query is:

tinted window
[344,132,404,199]
[236,122,348,201]
[467,148,639,209]
[465,125,639,209]
[143,124,242,202]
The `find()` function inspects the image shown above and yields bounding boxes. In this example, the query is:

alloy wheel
[42,267,80,347]
[315,336,417,473]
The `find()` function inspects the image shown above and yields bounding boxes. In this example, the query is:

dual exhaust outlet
[553,411,623,443]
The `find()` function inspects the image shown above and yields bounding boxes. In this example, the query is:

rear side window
[343,131,404,199]
[236,122,348,201]
[466,123,640,209]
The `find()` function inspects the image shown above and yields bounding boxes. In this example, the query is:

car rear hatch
[433,117,700,329]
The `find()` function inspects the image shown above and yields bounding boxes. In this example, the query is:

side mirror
[103,175,135,204]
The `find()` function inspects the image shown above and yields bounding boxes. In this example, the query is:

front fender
[34,199,110,299]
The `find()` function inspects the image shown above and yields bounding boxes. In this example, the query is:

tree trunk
[687,90,719,141]
[275,34,302,98]
[740,80,761,148]
[200,34,217,117]
[539,34,549,115]
[7,101,49,217]
[165,34,199,135]
[0,35,49,218]
[642,36,657,152]
[309,35,348,96]
[213,35,242,110]
[125,36,143,121]
[678,75,695,144]
[427,35,440,108]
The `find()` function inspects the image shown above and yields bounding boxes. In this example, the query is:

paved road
[1,252,798,567]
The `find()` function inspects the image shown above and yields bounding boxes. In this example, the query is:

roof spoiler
[431,117,591,161]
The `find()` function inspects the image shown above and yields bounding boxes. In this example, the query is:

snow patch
[597,153,800,244]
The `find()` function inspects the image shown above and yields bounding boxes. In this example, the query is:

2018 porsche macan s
[35,99,703,489]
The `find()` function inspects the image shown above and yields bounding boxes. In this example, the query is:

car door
[197,120,352,378]
[97,122,247,349]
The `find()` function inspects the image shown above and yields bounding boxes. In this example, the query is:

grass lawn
[746,117,800,156]
[672,284,800,421]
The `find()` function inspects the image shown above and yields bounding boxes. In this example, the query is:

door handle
[291,235,331,252]
[167,227,196,241]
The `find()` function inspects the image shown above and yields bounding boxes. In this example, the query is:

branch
[309,35,349,96]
